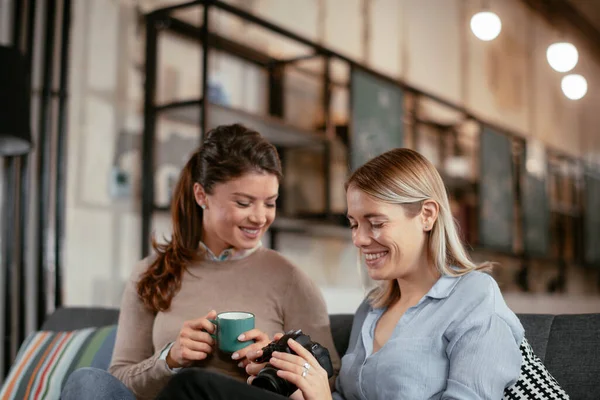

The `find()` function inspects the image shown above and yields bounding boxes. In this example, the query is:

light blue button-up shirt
[333,271,524,400]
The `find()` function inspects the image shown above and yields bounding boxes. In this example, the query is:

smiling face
[195,171,279,256]
[346,185,432,282]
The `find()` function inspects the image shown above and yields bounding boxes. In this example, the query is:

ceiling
[568,0,600,35]
[520,0,600,63]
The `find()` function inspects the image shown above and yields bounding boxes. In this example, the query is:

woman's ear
[193,183,207,209]
[421,200,439,231]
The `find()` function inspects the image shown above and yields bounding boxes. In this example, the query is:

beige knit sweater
[108,247,340,399]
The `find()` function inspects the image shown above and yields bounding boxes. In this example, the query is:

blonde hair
[346,148,492,308]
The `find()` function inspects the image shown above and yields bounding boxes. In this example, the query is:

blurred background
[1,0,600,380]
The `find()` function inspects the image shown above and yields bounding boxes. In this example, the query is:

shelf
[157,99,327,149]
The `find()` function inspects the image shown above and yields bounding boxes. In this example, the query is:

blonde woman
[329,148,523,399]
[261,148,523,400]
[162,148,523,400]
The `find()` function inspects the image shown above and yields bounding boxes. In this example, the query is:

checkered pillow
[504,337,569,399]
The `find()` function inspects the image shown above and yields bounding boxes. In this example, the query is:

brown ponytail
[137,124,282,312]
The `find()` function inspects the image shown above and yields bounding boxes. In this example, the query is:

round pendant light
[470,11,502,41]
[561,74,587,100]
[547,42,579,73]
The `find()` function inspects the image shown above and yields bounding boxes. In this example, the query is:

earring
[200,204,206,210]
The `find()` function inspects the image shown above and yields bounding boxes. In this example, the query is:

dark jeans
[61,367,136,400]
[155,368,289,400]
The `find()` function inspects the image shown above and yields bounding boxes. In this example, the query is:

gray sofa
[30,308,600,399]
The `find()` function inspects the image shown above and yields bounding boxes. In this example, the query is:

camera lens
[251,365,297,397]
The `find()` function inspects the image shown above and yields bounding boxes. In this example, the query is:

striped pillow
[0,325,117,400]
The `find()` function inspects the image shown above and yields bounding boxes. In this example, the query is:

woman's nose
[352,225,371,247]
[249,209,267,225]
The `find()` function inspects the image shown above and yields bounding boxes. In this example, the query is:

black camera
[251,329,334,397]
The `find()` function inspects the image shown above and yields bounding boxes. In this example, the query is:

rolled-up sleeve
[443,313,522,400]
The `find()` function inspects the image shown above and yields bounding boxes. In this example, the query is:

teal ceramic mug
[208,311,255,354]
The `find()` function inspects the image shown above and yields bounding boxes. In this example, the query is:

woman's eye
[236,201,250,207]
[349,224,357,230]
[371,223,384,229]
[266,203,276,208]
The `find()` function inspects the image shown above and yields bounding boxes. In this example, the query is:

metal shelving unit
[140,0,509,258]
[158,99,328,149]
[140,0,482,258]
[140,0,600,291]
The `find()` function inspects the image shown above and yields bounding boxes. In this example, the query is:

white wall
[62,0,600,314]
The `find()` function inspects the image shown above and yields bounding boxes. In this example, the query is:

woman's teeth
[365,252,387,261]
[241,228,259,234]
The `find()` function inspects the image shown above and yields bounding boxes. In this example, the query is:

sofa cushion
[0,325,117,400]
[516,314,554,363]
[329,314,354,357]
[544,314,600,400]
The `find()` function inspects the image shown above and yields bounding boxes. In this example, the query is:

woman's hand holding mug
[166,310,217,368]
[167,309,275,371]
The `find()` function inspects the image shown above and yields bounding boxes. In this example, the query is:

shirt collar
[425,274,463,299]
[198,240,262,262]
